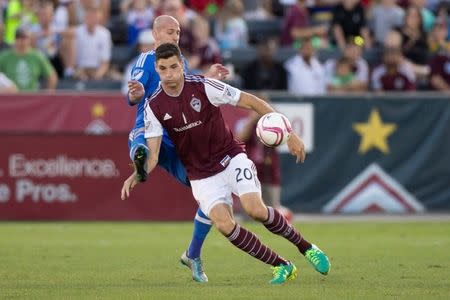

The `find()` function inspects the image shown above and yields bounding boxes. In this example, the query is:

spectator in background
[370,0,404,46]
[242,37,287,90]
[4,0,38,45]
[161,0,197,56]
[331,0,371,50]
[0,28,57,91]
[187,0,224,16]
[73,0,110,25]
[397,6,429,67]
[30,1,76,78]
[280,0,328,47]
[122,29,155,95]
[74,6,112,80]
[327,57,357,93]
[215,0,249,50]
[398,6,429,78]
[429,44,450,91]
[234,96,292,222]
[428,18,450,54]
[411,0,435,33]
[324,38,369,92]
[284,37,326,96]
[121,0,155,45]
[0,72,18,93]
[244,0,274,20]
[372,47,416,91]
[52,0,76,30]
[189,16,222,74]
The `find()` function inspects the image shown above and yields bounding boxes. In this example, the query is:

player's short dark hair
[155,43,182,62]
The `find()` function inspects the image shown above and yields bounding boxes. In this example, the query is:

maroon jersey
[371,64,416,91]
[144,75,245,180]
[429,54,450,89]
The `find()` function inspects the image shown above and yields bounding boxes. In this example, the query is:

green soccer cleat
[180,251,208,283]
[304,244,331,275]
[133,146,147,182]
[270,262,298,284]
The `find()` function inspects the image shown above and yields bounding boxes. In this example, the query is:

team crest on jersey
[132,69,144,80]
[190,95,201,112]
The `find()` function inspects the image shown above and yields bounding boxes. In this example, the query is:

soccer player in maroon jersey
[121,43,330,284]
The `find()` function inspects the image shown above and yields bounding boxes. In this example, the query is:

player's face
[156,56,184,89]
[155,22,180,45]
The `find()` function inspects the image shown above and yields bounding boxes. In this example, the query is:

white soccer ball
[256,112,292,147]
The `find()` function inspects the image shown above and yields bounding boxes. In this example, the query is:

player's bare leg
[208,203,297,284]
[240,192,330,275]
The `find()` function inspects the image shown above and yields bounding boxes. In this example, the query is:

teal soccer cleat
[180,251,208,283]
[304,244,331,275]
[270,262,298,284]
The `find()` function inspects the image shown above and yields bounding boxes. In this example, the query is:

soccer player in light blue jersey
[125,15,229,283]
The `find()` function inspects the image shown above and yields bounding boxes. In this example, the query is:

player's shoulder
[134,50,156,69]
[146,83,164,105]
[186,75,226,90]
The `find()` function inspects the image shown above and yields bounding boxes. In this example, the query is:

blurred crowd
[0,0,450,94]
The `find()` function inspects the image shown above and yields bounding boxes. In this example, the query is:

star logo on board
[353,109,397,154]
[322,164,425,214]
[91,103,106,118]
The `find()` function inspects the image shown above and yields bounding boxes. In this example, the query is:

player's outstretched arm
[145,136,162,176]
[120,136,162,200]
[236,91,275,116]
[287,134,306,163]
[237,91,306,163]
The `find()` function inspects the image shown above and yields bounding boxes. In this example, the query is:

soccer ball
[256,112,292,147]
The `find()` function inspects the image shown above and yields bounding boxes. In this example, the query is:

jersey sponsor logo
[190,95,201,112]
[163,113,172,121]
[131,69,144,80]
[322,163,425,213]
[173,120,202,132]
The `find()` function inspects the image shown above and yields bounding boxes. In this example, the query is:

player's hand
[206,64,230,81]
[287,133,306,163]
[121,172,139,200]
[128,80,145,102]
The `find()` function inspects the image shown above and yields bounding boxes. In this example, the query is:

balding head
[152,15,181,46]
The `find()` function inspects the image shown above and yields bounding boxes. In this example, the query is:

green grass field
[0,221,449,300]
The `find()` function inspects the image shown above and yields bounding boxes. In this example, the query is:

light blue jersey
[126,50,190,186]
[127,50,188,129]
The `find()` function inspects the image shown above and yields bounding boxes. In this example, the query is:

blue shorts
[128,127,189,186]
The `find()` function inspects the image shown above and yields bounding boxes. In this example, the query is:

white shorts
[190,153,261,217]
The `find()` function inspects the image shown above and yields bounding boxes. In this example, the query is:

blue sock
[187,208,212,259]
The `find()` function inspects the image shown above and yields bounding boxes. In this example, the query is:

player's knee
[209,205,235,235]
[246,205,268,222]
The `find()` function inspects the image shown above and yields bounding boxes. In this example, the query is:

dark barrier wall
[0,93,449,219]
[272,95,450,213]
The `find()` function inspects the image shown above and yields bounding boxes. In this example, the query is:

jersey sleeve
[204,78,242,107]
[144,104,163,138]
[127,52,153,106]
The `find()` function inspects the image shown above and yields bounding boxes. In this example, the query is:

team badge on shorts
[190,95,201,112]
